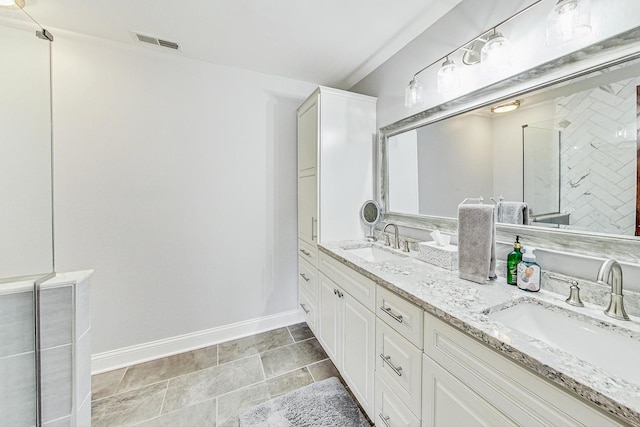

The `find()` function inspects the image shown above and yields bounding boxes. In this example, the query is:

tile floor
[91,323,346,426]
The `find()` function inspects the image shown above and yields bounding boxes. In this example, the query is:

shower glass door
[0,10,54,427]
[523,125,561,218]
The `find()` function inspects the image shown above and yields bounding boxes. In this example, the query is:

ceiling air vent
[132,32,180,51]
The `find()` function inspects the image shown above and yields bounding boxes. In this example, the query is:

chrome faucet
[596,259,629,320]
[383,223,400,250]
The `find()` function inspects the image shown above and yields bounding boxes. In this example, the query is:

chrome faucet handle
[383,234,391,246]
[549,275,584,307]
[566,282,584,307]
[401,240,410,253]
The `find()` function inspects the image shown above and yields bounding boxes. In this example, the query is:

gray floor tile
[117,345,218,393]
[92,368,126,400]
[217,368,314,427]
[307,358,340,382]
[162,354,264,414]
[218,328,293,364]
[135,398,216,427]
[287,322,314,342]
[91,381,167,427]
[260,338,328,379]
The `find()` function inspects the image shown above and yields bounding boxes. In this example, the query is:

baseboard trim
[91,309,304,374]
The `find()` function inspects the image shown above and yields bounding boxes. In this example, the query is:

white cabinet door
[297,174,317,245]
[422,354,516,427]
[297,96,317,174]
[318,273,341,365]
[342,292,375,419]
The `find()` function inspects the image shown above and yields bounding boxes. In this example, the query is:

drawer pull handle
[378,414,392,427]
[381,306,403,324]
[379,354,403,376]
[299,303,310,314]
[300,249,311,257]
[300,273,310,282]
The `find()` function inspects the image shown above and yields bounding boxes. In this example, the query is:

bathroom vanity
[315,241,639,426]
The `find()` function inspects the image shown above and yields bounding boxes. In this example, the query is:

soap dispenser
[517,247,541,292]
[506,236,522,285]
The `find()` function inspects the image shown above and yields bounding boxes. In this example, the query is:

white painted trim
[91,309,304,374]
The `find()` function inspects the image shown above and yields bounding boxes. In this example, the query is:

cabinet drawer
[424,313,624,427]
[375,373,420,427]
[298,257,317,296]
[298,239,318,267]
[298,284,317,333]
[318,252,375,311]
[376,286,423,349]
[376,319,421,416]
[422,354,516,427]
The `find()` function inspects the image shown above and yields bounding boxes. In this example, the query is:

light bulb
[436,58,461,97]
[404,78,423,108]
[481,31,512,73]
[546,0,592,44]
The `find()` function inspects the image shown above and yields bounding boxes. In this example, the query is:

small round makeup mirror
[360,200,382,241]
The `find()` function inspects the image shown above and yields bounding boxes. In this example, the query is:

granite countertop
[319,240,640,426]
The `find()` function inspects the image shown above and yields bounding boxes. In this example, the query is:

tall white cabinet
[297,87,377,419]
[297,86,377,249]
[296,86,376,328]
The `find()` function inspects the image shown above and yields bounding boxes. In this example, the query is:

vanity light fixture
[0,0,25,8]
[491,100,521,114]
[547,0,592,44]
[404,77,423,108]
[403,0,543,108]
[436,57,461,96]
[480,29,512,71]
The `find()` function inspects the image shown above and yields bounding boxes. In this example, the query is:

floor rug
[238,377,370,427]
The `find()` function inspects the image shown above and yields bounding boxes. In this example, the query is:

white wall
[387,130,419,214]
[416,114,493,217]
[52,32,316,356]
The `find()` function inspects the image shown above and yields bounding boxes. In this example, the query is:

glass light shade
[436,58,461,96]
[404,78,423,108]
[481,31,512,72]
[0,0,24,7]
[546,0,592,44]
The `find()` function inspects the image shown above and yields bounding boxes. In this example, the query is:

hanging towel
[500,201,529,225]
[457,204,497,284]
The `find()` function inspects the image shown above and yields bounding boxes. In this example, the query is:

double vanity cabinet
[302,244,630,426]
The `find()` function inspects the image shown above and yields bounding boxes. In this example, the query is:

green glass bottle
[506,236,522,285]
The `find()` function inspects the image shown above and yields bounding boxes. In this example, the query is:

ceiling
[16,0,462,89]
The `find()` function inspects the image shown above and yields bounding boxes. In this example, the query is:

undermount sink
[488,301,640,385]
[345,245,406,263]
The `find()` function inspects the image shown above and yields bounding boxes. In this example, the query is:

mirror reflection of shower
[523,123,565,226]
